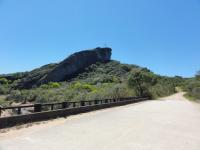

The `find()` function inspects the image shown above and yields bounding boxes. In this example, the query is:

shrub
[128,71,155,96]
[186,81,200,92]
[121,65,132,72]
[0,85,9,95]
[0,98,10,107]
[185,79,200,100]
[92,75,120,84]
[150,83,175,98]
[40,82,61,89]
[191,87,200,99]
[40,84,49,89]
[71,82,96,92]
[49,82,61,88]
[7,90,22,102]
[106,84,134,98]
[0,78,8,85]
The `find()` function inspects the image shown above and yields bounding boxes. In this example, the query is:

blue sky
[0,0,200,77]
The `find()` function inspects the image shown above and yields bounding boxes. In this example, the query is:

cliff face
[13,47,112,88]
[38,47,112,85]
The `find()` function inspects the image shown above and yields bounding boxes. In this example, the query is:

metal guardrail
[0,96,147,117]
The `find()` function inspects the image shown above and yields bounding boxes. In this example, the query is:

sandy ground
[159,92,188,100]
[0,92,200,150]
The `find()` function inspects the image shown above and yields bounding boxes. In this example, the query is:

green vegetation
[0,78,9,85]
[0,63,58,89]
[40,82,61,89]
[149,77,176,98]
[182,71,200,101]
[128,70,157,97]
[0,78,11,95]
[1,61,179,105]
[0,95,9,107]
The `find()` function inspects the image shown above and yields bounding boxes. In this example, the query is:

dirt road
[0,92,200,150]
[159,92,188,100]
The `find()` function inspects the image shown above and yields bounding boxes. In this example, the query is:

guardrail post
[88,101,92,105]
[62,102,68,109]
[81,101,85,106]
[94,100,98,105]
[34,104,42,112]
[0,106,2,116]
[72,102,76,107]
[17,107,21,114]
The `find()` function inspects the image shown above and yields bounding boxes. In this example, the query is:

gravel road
[0,92,200,150]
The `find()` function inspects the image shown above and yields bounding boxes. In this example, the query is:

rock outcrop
[37,47,112,85]
[13,47,112,89]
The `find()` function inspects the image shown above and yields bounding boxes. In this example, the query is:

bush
[7,90,22,102]
[71,82,96,92]
[0,97,10,107]
[40,82,61,89]
[185,79,200,100]
[127,70,176,98]
[0,83,12,95]
[49,82,60,88]
[121,65,132,72]
[92,75,120,84]
[0,85,7,95]
[128,70,156,96]
[76,83,135,101]
[150,83,175,98]
[191,87,200,99]
[0,78,8,85]
[106,84,134,99]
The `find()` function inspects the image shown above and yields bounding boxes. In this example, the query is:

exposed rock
[15,63,58,89]
[37,47,112,85]
[12,47,112,89]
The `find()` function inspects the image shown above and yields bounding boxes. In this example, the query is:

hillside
[0,47,178,106]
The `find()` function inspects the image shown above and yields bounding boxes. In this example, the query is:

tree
[128,71,154,96]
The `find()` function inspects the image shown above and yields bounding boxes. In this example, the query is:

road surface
[0,92,200,150]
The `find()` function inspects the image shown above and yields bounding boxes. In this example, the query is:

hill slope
[0,47,177,105]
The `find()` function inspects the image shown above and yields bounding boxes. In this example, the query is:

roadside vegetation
[0,61,179,105]
[181,71,200,101]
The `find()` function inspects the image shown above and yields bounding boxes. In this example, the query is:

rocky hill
[0,47,178,105]
[1,47,112,89]
[37,47,112,86]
